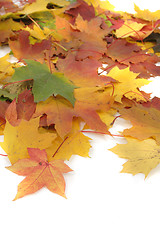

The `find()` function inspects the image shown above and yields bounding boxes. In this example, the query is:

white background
[0,1,160,240]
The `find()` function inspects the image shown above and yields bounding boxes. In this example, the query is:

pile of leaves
[0,0,160,200]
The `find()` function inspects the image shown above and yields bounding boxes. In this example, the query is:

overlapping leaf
[0,0,160,200]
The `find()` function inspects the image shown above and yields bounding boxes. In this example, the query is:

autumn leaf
[46,119,92,162]
[134,4,160,21]
[107,66,150,103]
[106,39,148,65]
[9,30,51,61]
[0,100,10,121]
[115,20,145,39]
[0,53,15,82]
[74,86,114,133]
[0,18,23,44]
[0,117,56,164]
[11,59,76,104]
[110,137,160,178]
[119,99,160,145]
[65,0,95,21]
[57,53,113,87]
[5,89,36,126]
[33,96,74,138]
[0,0,160,201]
[17,0,70,15]
[6,148,72,200]
[85,0,114,10]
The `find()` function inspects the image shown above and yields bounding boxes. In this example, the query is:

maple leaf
[106,39,148,65]
[54,15,74,42]
[107,66,150,103]
[65,0,95,21]
[130,54,160,78]
[18,0,70,15]
[0,53,15,83]
[9,30,51,61]
[115,20,146,39]
[72,14,111,59]
[110,137,160,178]
[134,4,160,21]
[5,98,20,126]
[119,99,160,145]
[6,148,72,200]
[16,89,36,120]
[98,108,117,129]
[0,0,160,202]
[74,86,114,133]
[0,117,56,164]
[11,59,76,104]
[57,52,113,87]
[46,119,91,162]
[0,18,23,44]
[5,89,36,126]
[33,96,74,138]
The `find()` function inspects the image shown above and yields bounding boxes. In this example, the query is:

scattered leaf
[7,148,72,200]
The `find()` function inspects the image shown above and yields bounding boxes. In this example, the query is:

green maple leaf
[11,60,76,105]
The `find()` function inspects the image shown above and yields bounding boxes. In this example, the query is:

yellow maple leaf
[107,66,150,103]
[18,0,69,15]
[98,109,117,128]
[110,137,160,178]
[46,119,92,162]
[0,117,56,164]
[134,4,160,21]
[115,20,146,39]
[23,25,46,40]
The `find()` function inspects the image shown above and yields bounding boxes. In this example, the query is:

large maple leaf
[6,148,72,200]
[110,137,160,178]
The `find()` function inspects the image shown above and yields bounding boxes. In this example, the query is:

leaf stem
[0,153,8,157]
[52,136,69,158]
[81,130,107,135]
[53,42,68,52]
[81,130,124,138]
[27,14,42,30]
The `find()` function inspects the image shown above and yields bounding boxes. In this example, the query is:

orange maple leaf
[7,148,72,200]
